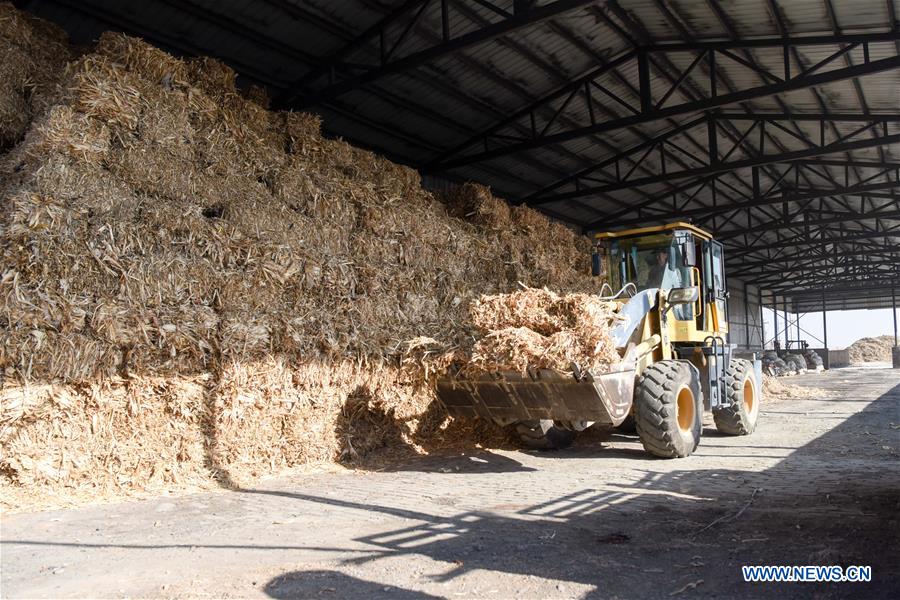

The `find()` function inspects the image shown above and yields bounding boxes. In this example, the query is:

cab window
[606,233,695,321]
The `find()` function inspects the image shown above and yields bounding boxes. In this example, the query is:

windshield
[605,232,691,292]
[602,231,695,321]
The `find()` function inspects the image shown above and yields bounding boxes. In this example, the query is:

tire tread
[634,361,702,458]
[713,358,758,435]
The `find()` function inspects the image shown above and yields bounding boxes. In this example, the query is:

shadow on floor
[256,380,900,598]
[265,570,440,599]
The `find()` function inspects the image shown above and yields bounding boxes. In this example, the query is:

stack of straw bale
[0,4,606,508]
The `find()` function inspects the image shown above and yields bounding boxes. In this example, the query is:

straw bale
[94,31,189,90]
[1,329,122,382]
[283,111,323,154]
[211,357,327,480]
[1,376,210,495]
[0,1,70,147]
[441,182,512,230]
[212,359,437,476]
[19,105,111,165]
[243,84,270,108]
[187,56,238,97]
[509,202,548,231]
[0,86,29,144]
[62,56,145,132]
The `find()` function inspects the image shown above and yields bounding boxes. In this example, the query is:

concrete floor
[2,367,898,599]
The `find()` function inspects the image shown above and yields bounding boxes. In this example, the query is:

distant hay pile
[847,335,894,364]
[0,5,602,508]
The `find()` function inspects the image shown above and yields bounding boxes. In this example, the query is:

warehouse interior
[1,1,899,597]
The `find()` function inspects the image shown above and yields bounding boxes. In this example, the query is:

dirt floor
[1,366,898,599]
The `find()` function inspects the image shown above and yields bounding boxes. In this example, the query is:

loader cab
[593,222,729,337]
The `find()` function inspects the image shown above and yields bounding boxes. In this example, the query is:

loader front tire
[514,420,576,450]
[713,358,760,435]
[634,361,703,458]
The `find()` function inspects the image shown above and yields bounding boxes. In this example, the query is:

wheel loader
[435,222,762,458]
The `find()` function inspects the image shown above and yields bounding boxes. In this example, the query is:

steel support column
[822,290,828,350]
[759,288,766,351]
[893,286,898,347]
[744,281,751,348]
[783,297,789,348]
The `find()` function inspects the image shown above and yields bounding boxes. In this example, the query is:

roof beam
[528,121,900,205]
[734,245,900,267]
[643,32,900,51]
[718,112,900,123]
[283,0,428,94]
[429,35,900,169]
[747,268,900,289]
[583,170,899,230]
[727,229,900,257]
[598,0,787,222]
[777,281,900,298]
[716,208,900,240]
[757,270,900,289]
[751,263,900,285]
[731,254,900,276]
[796,158,900,169]
[647,0,825,230]
[281,0,597,108]
[768,274,900,288]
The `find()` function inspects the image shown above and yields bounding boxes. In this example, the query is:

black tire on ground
[615,413,637,434]
[634,361,703,458]
[514,420,577,450]
[713,358,760,435]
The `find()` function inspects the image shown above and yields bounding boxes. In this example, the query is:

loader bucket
[435,359,636,427]
[435,289,659,428]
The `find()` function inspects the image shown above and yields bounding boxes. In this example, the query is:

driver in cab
[645,246,682,290]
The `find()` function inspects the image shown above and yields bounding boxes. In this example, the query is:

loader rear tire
[634,361,703,458]
[713,358,760,435]
[514,420,576,450]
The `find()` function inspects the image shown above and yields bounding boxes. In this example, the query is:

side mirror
[667,286,699,305]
